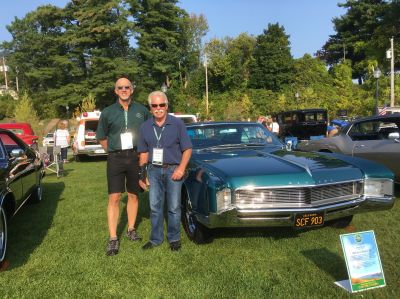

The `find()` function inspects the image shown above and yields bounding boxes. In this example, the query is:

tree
[249,23,293,91]
[317,0,389,83]
[14,93,41,137]
[128,0,188,92]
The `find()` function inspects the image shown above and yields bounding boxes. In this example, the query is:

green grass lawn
[1,158,399,298]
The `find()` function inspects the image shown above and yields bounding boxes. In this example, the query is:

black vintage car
[0,128,45,262]
[276,109,328,140]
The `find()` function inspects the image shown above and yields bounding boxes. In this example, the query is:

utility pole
[204,52,209,118]
[1,57,8,89]
[15,66,19,92]
[390,37,395,107]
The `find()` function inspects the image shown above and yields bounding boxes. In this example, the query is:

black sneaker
[106,239,119,256]
[169,241,181,251]
[126,228,142,241]
[142,241,156,250]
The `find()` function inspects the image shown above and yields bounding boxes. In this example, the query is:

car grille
[235,181,363,208]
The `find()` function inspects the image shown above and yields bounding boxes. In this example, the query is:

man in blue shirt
[138,91,192,251]
[96,77,151,256]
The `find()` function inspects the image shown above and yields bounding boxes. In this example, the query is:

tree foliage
[249,23,293,91]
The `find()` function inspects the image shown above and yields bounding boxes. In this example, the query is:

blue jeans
[147,164,183,245]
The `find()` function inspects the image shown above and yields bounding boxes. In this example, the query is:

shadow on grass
[6,181,63,269]
[74,156,107,163]
[301,248,347,281]
[211,226,303,241]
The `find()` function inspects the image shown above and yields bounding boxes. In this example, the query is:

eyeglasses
[117,86,131,90]
[151,103,167,108]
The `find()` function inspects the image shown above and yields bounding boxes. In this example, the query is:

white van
[72,110,106,161]
[169,113,198,124]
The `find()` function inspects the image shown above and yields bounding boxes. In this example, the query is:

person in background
[270,116,280,136]
[54,120,70,163]
[138,91,192,252]
[96,77,151,256]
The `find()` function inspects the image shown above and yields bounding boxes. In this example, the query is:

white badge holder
[152,148,164,165]
[120,132,133,150]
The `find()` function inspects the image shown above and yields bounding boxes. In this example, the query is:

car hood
[192,147,363,188]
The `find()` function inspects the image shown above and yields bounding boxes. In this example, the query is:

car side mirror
[10,149,25,159]
[286,140,292,151]
[388,132,400,140]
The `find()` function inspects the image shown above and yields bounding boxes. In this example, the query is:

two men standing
[97,78,192,255]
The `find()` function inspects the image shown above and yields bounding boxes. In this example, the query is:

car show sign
[336,231,386,293]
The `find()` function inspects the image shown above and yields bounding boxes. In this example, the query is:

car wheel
[182,191,212,244]
[0,207,7,262]
[29,179,43,204]
[329,215,353,228]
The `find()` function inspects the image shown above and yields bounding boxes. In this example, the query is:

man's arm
[171,148,192,181]
[99,139,108,152]
[138,152,149,190]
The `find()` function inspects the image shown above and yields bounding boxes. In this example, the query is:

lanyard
[153,126,165,148]
[124,110,128,131]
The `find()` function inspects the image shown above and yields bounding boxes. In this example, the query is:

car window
[348,120,400,141]
[8,128,24,135]
[305,113,315,122]
[187,124,281,149]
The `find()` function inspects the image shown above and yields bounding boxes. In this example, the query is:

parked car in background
[42,132,54,147]
[169,113,198,125]
[275,109,328,141]
[297,114,400,182]
[0,128,45,262]
[0,123,39,149]
[72,110,105,161]
[181,122,395,243]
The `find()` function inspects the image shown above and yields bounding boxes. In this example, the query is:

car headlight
[364,179,393,197]
[216,188,232,214]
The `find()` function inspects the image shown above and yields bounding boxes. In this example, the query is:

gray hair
[147,91,169,105]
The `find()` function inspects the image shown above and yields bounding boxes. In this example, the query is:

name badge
[120,132,133,150]
[152,148,163,165]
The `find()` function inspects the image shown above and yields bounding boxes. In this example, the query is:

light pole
[373,67,381,115]
[295,91,299,108]
[161,82,171,112]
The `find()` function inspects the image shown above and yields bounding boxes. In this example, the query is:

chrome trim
[195,195,394,228]
[235,179,364,190]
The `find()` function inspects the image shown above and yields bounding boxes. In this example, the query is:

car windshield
[187,123,282,149]
[46,133,54,138]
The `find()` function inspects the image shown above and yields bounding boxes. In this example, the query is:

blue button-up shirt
[138,114,192,164]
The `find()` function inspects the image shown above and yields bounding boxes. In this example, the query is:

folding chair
[39,146,64,177]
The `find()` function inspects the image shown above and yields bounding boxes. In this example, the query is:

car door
[350,119,400,179]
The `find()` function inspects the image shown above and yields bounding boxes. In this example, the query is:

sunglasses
[116,85,131,90]
[151,103,167,108]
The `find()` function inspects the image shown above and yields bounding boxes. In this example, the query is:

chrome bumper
[197,196,395,228]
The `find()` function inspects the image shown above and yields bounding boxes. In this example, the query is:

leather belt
[153,163,178,168]
[109,147,137,154]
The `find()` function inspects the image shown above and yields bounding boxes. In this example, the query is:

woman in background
[54,121,70,163]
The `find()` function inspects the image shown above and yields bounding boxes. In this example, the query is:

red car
[0,123,39,149]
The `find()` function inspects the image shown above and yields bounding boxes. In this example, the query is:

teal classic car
[182,122,395,243]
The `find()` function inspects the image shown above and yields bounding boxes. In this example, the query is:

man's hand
[139,179,149,191]
[171,167,185,181]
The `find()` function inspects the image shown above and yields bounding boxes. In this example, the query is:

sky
[0,0,346,58]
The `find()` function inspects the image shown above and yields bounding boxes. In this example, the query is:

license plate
[294,212,324,228]
[95,149,105,154]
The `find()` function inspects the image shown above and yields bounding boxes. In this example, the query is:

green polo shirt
[96,101,151,152]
